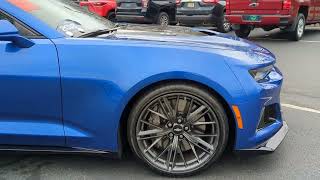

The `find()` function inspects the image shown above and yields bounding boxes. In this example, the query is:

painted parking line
[250,38,320,43]
[300,40,320,43]
[281,103,320,114]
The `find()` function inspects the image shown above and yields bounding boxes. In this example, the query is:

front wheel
[157,12,170,26]
[288,13,305,41]
[235,25,251,38]
[127,82,229,177]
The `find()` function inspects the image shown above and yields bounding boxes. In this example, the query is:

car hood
[105,24,276,66]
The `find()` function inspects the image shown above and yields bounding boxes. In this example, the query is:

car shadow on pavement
[301,28,320,40]
[0,146,286,179]
[248,26,320,42]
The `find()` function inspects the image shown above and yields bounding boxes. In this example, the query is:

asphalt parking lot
[1,27,320,180]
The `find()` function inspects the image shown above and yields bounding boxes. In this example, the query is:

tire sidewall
[107,11,116,22]
[127,83,229,176]
[235,25,251,38]
[217,12,231,33]
[295,14,306,40]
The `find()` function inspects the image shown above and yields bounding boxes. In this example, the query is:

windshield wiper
[79,27,119,38]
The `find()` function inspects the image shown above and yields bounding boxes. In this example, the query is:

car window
[6,0,114,37]
[0,11,40,38]
[0,14,6,19]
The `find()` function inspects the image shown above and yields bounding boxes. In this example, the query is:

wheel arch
[106,9,116,21]
[117,76,237,158]
[212,3,225,18]
[106,9,116,17]
[158,7,176,22]
[298,6,309,20]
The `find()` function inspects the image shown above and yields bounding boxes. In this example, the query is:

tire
[235,25,251,38]
[107,11,116,23]
[127,82,229,177]
[216,12,232,33]
[157,12,170,26]
[288,13,305,41]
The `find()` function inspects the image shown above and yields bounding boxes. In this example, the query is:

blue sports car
[0,0,288,176]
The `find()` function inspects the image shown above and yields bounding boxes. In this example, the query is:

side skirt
[0,145,118,158]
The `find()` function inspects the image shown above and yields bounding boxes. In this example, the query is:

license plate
[187,3,195,8]
[243,15,261,22]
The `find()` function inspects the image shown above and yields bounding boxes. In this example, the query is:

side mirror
[0,20,35,48]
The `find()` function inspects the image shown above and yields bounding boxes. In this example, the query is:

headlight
[249,65,274,82]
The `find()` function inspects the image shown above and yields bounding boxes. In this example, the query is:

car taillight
[142,0,149,8]
[283,0,291,10]
[176,0,181,5]
[202,0,219,4]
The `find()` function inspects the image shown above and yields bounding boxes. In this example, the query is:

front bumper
[227,59,287,151]
[239,121,288,152]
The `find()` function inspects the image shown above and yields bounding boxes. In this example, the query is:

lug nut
[167,123,173,128]
[179,135,184,139]
[177,119,182,123]
[184,126,189,131]
[169,133,174,137]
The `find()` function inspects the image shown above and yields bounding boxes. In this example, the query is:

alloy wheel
[160,15,169,26]
[134,92,221,173]
[297,17,305,38]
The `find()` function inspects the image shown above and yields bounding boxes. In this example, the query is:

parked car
[176,0,231,33]
[226,0,320,41]
[116,0,176,26]
[72,0,117,22]
[1,0,287,177]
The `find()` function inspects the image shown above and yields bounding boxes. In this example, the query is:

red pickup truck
[226,0,320,41]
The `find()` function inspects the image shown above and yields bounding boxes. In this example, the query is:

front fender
[116,70,246,156]
[120,71,245,112]
[53,38,247,152]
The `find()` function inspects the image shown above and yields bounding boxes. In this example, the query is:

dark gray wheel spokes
[297,17,305,38]
[136,93,220,173]
[160,15,169,26]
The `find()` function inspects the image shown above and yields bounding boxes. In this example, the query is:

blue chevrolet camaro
[0,0,288,176]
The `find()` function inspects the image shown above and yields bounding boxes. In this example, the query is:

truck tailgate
[230,0,283,10]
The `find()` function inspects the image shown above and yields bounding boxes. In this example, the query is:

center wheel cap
[172,124,184,135]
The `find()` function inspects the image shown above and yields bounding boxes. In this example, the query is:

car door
[0,11,65,147]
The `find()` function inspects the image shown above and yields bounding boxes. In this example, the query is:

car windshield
[6,0,114,37]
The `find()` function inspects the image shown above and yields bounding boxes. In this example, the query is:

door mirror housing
[0,20,35,48]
